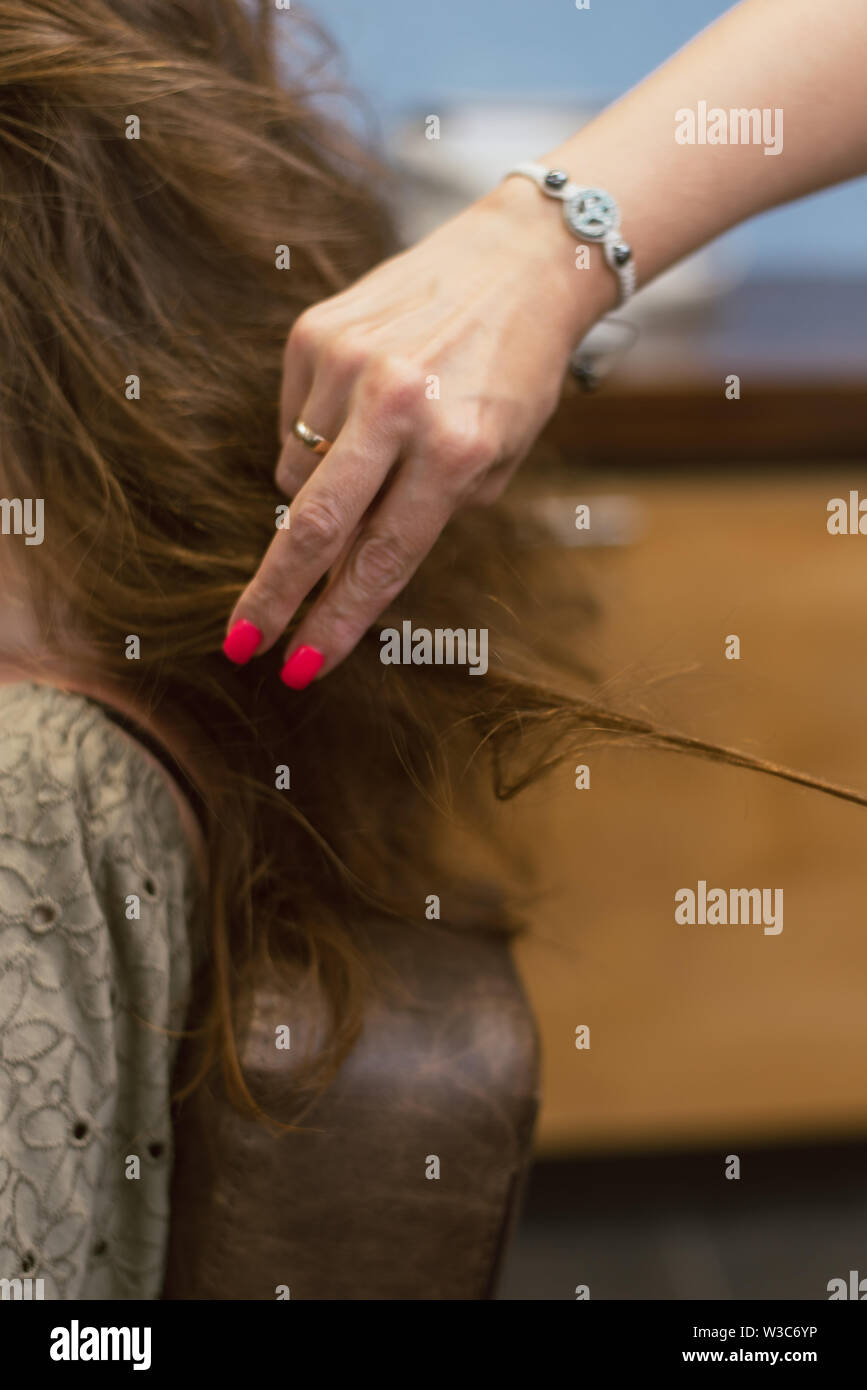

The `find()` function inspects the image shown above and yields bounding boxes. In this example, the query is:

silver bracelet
[504,161,637,306]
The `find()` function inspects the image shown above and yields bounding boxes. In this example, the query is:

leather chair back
[163,919,539,1300]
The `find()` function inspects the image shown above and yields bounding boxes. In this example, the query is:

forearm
[486,0,867,334]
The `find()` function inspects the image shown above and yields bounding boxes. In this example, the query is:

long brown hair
[1,0,863,1121]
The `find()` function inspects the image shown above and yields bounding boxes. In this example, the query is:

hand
[223,175,609,686]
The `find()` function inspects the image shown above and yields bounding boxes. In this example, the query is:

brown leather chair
[163,918,540,1300]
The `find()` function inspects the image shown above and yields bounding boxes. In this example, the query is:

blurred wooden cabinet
[514,471,867,1154]
[509,283,867,1153]
[549,277,867,466]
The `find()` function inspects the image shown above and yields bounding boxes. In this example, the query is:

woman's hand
[223,176,609,686]
[223,0,867,686]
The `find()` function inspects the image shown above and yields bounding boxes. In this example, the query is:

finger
[277,314,365,496]
[278,308,319,446]
[279,455,461,687]
[275,378,346,498]
[224,408,401,660]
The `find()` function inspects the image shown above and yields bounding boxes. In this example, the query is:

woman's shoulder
[0,676,169,790]
[0,680,199,1299]
[0,679,200,935]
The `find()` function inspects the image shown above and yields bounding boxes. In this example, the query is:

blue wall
[306,0,866,276]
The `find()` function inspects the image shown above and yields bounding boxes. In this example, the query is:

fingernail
[223,619,263,665]
[280,645,324,690]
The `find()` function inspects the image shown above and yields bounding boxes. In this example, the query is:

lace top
[0,682,198,1299]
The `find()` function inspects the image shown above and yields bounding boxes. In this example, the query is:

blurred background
[308,0,867,278]
[297,1,867,1298]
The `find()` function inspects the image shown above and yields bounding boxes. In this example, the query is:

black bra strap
[97,703,209,836]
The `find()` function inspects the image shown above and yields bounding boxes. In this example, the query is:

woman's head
[0,0,543,1114]
[0,0,392,639]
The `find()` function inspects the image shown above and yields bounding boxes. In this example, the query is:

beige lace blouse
[0,682,198,1299]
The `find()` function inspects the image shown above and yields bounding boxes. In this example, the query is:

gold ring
[292,417,332,455]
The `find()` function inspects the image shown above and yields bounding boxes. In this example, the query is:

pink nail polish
[223,619,263,665]
[280,645,324,690]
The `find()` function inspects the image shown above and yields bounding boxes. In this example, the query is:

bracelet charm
[505,162,637,305]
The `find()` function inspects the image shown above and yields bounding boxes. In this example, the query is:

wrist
[480,173,620,338]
